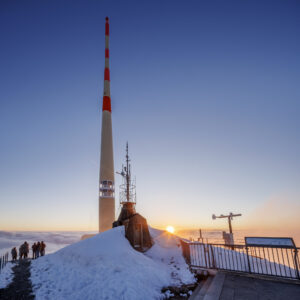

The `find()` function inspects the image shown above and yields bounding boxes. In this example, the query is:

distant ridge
[80,234,96,240]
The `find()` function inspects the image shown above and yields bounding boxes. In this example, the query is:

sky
[0,0,299,232]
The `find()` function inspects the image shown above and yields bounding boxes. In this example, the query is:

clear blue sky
[0,0,299,230]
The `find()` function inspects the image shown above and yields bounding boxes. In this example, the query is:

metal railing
[180,241,300,280]
[0,252,9,272]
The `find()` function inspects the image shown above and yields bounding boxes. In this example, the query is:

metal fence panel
[181,241,300,280]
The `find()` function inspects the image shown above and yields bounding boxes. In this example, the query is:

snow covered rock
[31,226,195,300]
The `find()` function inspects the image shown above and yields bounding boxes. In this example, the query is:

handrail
[188,241,298,249]
[0,252,9,272]
[181,240,300,280]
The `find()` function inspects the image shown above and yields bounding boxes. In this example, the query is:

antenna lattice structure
[117,143,136,205]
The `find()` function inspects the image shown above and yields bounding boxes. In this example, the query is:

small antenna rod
[126,142,130,201]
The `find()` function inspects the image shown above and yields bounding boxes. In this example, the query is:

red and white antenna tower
[99,17,115,232]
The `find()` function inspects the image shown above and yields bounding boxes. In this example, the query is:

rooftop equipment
[113,143,152,252]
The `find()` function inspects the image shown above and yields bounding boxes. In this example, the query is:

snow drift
[0,262,14,289]
[30,226,195,300]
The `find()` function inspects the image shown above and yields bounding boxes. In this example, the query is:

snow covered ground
[30,226,195,300]
[146,228,195,286]
[0,262,14,289]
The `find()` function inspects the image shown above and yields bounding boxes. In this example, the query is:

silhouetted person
[11,247,17,261]
[36,241,41,258]
[23,241,29,259]
[19,244,24,260]
[40,241,46,256]
[32,243,37,259]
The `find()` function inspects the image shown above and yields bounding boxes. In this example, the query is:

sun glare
[166,226,175,234]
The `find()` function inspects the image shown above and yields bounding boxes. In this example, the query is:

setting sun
[166,226,175,234]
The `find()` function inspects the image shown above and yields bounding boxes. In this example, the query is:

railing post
[210,245,216,269]
[204,244,208,268]
[246,246,251,273]
[180,240,191,265]
[293,248,300,280]
[186,243,191,265]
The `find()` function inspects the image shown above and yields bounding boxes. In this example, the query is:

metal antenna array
[113,144,152,252]
[117,142,136,204]
[212,212,242,249]
[212,212,242,234]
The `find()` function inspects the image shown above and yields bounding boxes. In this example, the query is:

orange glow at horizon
[166,226,175,234]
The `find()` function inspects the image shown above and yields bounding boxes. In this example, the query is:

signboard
[245,237,295,248]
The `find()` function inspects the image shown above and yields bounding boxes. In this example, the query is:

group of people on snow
[32,241,46,259]
[11,241,46,260]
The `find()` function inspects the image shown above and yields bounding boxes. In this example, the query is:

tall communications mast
[99,17,115,232]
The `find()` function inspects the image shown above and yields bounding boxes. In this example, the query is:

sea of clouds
[0,231,96,258]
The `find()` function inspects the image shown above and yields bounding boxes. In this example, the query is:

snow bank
[31,226,195,300]
[146,228,195,286]
[0,262,14,289]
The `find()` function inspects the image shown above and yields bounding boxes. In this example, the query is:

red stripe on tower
[103,96,111,112]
